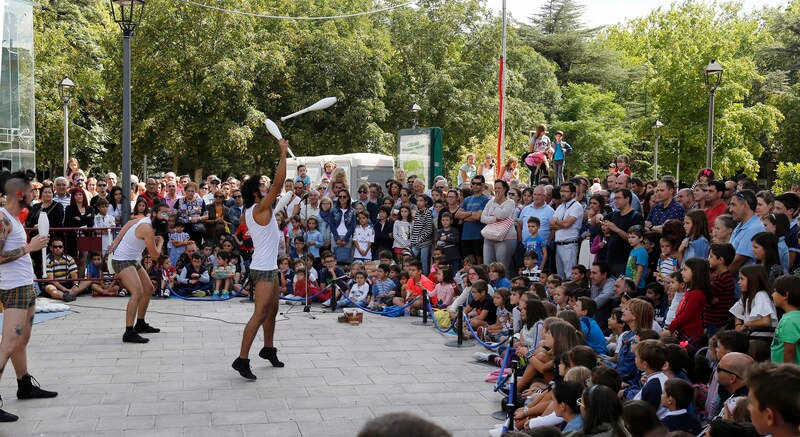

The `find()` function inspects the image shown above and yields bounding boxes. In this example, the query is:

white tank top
[245,205,279,271]
[111,217,150,262]
[0,208,35,289]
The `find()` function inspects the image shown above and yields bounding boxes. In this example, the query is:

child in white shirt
[353,211,374,263]
[336,270,371,308]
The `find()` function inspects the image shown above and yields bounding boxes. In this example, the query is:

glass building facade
[0,0,35,172]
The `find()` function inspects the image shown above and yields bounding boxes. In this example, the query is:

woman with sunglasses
[205,191,230,244]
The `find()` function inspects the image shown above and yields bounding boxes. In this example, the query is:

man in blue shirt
[518,185,555,242]
[729,190,765,296]
[646,179,685,233]
[454,175,490,263]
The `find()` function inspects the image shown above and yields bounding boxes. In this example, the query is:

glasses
[74,178,85,182]
[52,245,64,249]
[338,195,348,199]
[717,366,741,379]
[233,195,241,198]
[97,184,107,187]
[358,190,367,194]
[471,182,482,186]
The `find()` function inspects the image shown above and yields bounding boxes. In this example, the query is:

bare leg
[9,306,35,378]
[239,279,273,358]
[117,267,143,327]
[260,282,279,348]
[0,308,31,381]
[135,267,154,318]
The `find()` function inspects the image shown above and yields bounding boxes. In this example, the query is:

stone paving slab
[0,298,501,436]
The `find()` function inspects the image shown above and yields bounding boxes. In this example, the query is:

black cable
[66,302,290,325]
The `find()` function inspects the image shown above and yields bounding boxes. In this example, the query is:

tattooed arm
[0,216,48,265]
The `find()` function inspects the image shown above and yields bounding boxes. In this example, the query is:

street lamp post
[704,58,723,170]
[409,102,421,129]
[109,0,145,224]
[59,77,75,177]
[651,119,664,180]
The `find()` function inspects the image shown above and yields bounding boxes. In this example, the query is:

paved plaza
[0,298,499,436]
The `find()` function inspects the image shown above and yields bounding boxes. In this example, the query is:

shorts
[112,259,141,273]
[249,268,279,284]
[1,284,37,310]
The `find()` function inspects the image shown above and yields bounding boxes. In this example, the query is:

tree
[603,1,783,179]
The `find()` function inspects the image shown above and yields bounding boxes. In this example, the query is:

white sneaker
[322,299,331,307]
[473,352,491,362]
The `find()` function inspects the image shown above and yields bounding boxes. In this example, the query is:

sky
[487,0,791,27]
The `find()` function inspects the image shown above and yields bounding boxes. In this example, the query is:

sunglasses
[717,366,741,379]
[358,190,367,194]
[52,245,64,249]
[97,184,107,187]
[233,195,241,198]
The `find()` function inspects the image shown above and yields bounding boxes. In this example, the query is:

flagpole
[497,0,508,174]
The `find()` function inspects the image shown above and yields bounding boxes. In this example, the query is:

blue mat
[0,310,73,325]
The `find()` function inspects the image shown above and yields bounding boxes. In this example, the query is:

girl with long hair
[731,264,778,339]
[580,385,629,437]
[666,258,710,346]
[751,231,785,283]
[678,209,710,265]
[762,213,791,272]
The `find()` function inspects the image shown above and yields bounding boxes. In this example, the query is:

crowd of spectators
[15,130,800,436]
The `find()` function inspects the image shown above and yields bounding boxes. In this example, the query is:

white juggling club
[37,211,49,279]
[280,97,337,122]
[264,118,296,159]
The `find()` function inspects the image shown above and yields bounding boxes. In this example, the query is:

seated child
[86,252,120,297]
[631,339,669,418]
[395,259,435,314]
[431,267,457,309]
[335,270,371,308]
[160,257,177,298]
[661,378,702,434]
[369,264,396,311]
[211,251,236,298]
[574,297,609,355]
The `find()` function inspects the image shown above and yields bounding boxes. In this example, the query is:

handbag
[481,217,514,241]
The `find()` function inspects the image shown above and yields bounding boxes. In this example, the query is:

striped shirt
[706,271,735,326]
[410,209,434,247]
[46,254,77,280]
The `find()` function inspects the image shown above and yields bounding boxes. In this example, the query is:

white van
[286,153,395,197]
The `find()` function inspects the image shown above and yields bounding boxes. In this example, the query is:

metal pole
[63,101,69,177]
[121,31,132,224]
[706,90,715,170]
[653,132,659,181]
[676,140,680,186]
[499,0,507,169]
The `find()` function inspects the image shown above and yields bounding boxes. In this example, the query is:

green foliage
[552,83,632,178]
[773,162,800,193]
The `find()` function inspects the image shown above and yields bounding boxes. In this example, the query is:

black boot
[258,347,285,368]
[232,357,257,380]
[0,396,18,422]
[134,319,160,333]
[123,327,149,343]
[16,374,58,399]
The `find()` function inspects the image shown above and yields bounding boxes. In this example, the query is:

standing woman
[177,182,208,245]
[482,180,517,275]
[25,184,64,278]
[317,196,333,254]
[328,189,355,265]
[386,180,402,205]
[756,191,774,218]
[108,186,124,225]
[499,156,520,184]
[457,153,477,187]
[64,187,93,276]
[478,154,496,189]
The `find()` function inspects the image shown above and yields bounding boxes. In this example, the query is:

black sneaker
[134,321,161,333]
[17,374,58,400]
[0,396,18,422]
[258,347,285,368]
[122,331,149,343]
[62,292,76,302]
[232,357,257,380]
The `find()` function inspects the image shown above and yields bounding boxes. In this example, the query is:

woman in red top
[664,257,710,347]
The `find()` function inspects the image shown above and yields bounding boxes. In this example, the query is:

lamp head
[409,102,422,113]
[109,0,145,32]
[59,76,75,103]
[651,119,664,130]
[705,58,723,90]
